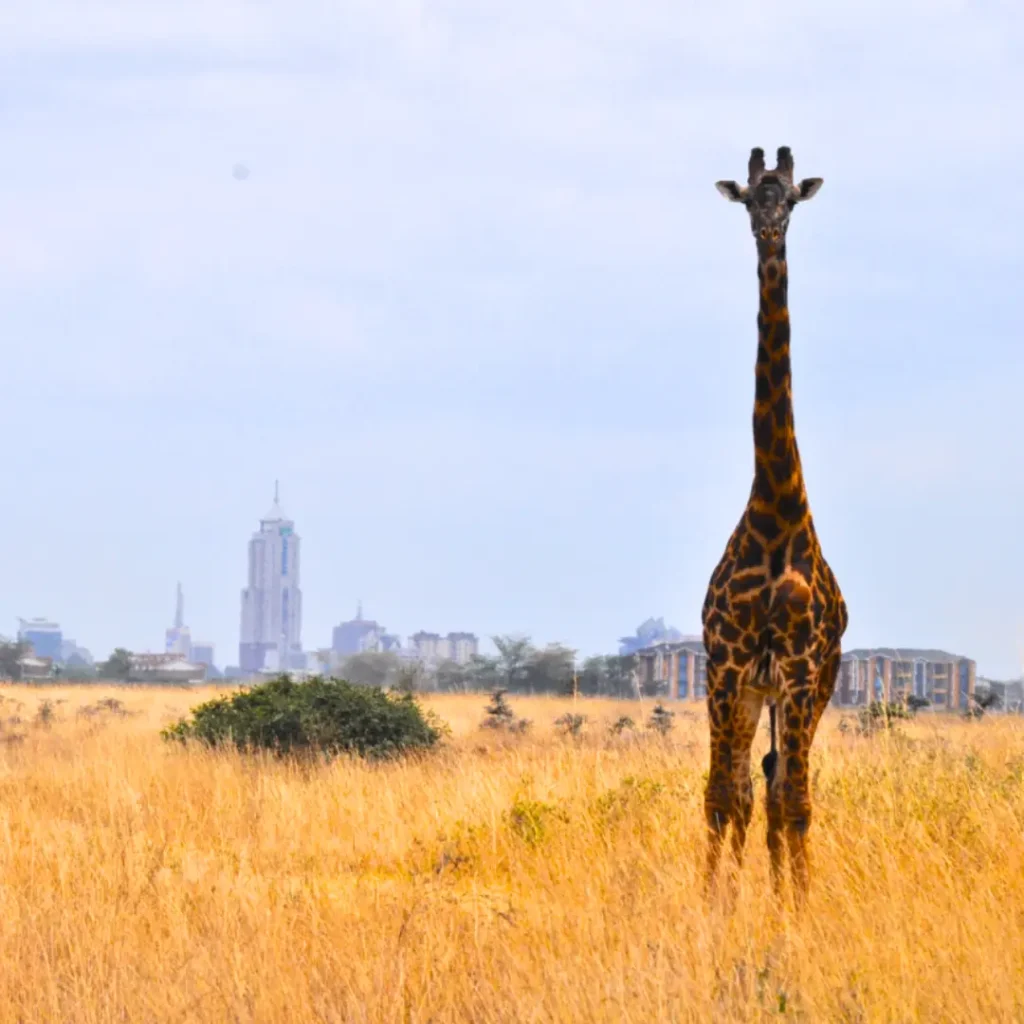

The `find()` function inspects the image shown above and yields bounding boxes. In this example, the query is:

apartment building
[634,641,976,710]
[408,631,480,666]
[633,639,709,701]
[834,648,976,710]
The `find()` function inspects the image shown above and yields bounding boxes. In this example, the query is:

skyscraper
[165,582,191,656]
[17,618,63,660]
[239,483,303,674]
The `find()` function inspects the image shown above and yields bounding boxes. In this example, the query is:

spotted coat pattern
[703,147,848,902]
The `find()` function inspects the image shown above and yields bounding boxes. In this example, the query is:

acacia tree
[492,635,533,693]
[524,644,577,694]
[578,654,637,697]
[466,654,501,691]
[434,659,470,692]
[0,640,30,681]
[99,648,133,681]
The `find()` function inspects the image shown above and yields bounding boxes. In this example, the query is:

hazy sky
[1,1,1022,677]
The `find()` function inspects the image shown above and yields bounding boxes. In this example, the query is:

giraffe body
[702,147,847,902]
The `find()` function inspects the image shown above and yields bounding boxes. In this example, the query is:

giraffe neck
[750,248,808,524]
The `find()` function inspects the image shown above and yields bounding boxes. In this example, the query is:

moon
[232,163,250,182]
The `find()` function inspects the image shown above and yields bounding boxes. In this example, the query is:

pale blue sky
[1,1,1022,677]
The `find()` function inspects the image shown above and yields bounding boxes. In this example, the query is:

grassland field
[0,684,1021,1023]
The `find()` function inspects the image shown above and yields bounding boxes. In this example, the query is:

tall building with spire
[239,483,303,674]
[165,582,191,656]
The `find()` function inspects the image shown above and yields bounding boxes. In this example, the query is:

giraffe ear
[791,177,823,202]
[715,180,748,203]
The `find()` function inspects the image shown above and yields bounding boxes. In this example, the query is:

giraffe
[701,146,847,904]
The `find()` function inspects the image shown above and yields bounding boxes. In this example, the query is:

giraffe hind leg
[775,678,821,906]
[727,685,764,866]
[782,647,841,902]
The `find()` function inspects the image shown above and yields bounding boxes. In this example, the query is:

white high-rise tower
[239,483,303,674]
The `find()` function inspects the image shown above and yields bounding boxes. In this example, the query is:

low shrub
[161,674,444,761]
[554,712,587,739]
[480,689,530,734]
[966,690,1001,720]
[609,715,636,736]
[843,700,915,735]
[647,702,675,736]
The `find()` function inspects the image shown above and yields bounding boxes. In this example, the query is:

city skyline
[9,494,1011,680]
[0,2,1021,678]
[4,485,1019,681]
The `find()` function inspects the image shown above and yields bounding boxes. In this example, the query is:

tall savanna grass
[0,685,1021,1022]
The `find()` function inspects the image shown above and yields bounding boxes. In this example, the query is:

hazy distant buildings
[328,610,479,668]
[977,676,1024,713]
[619,617,684,656]
[447,632,479,664]
[834,648,977,710]
[634,638,979,710]
[60,639,94,667]
[13,620,92,671]
[408,631,479,666]
[634,639,709,700]
[164,582,191,656]
[161,583,216,671]
[19,655,54,680]
[239,485,303,673]
[129,652,205,684]
[189,642,216,668]
[331,605,400,656]
[17,618,62,661]
[408,631,443,662]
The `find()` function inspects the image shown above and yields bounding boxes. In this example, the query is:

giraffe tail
[762,702,778,783]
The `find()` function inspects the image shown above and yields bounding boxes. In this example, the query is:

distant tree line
[338,634,639,698]
[1,635,640,697]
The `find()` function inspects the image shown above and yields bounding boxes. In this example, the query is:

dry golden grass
[0,685,1022,1022]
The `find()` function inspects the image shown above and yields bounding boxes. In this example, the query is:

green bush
[161,675,444,761]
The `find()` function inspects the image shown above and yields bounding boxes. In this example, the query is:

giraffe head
[715,147,822,257]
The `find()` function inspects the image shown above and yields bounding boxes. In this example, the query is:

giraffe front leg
[703,736,733,898]
[728,685,764,867]
[730,747,755,867]
[704,676,763,898]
